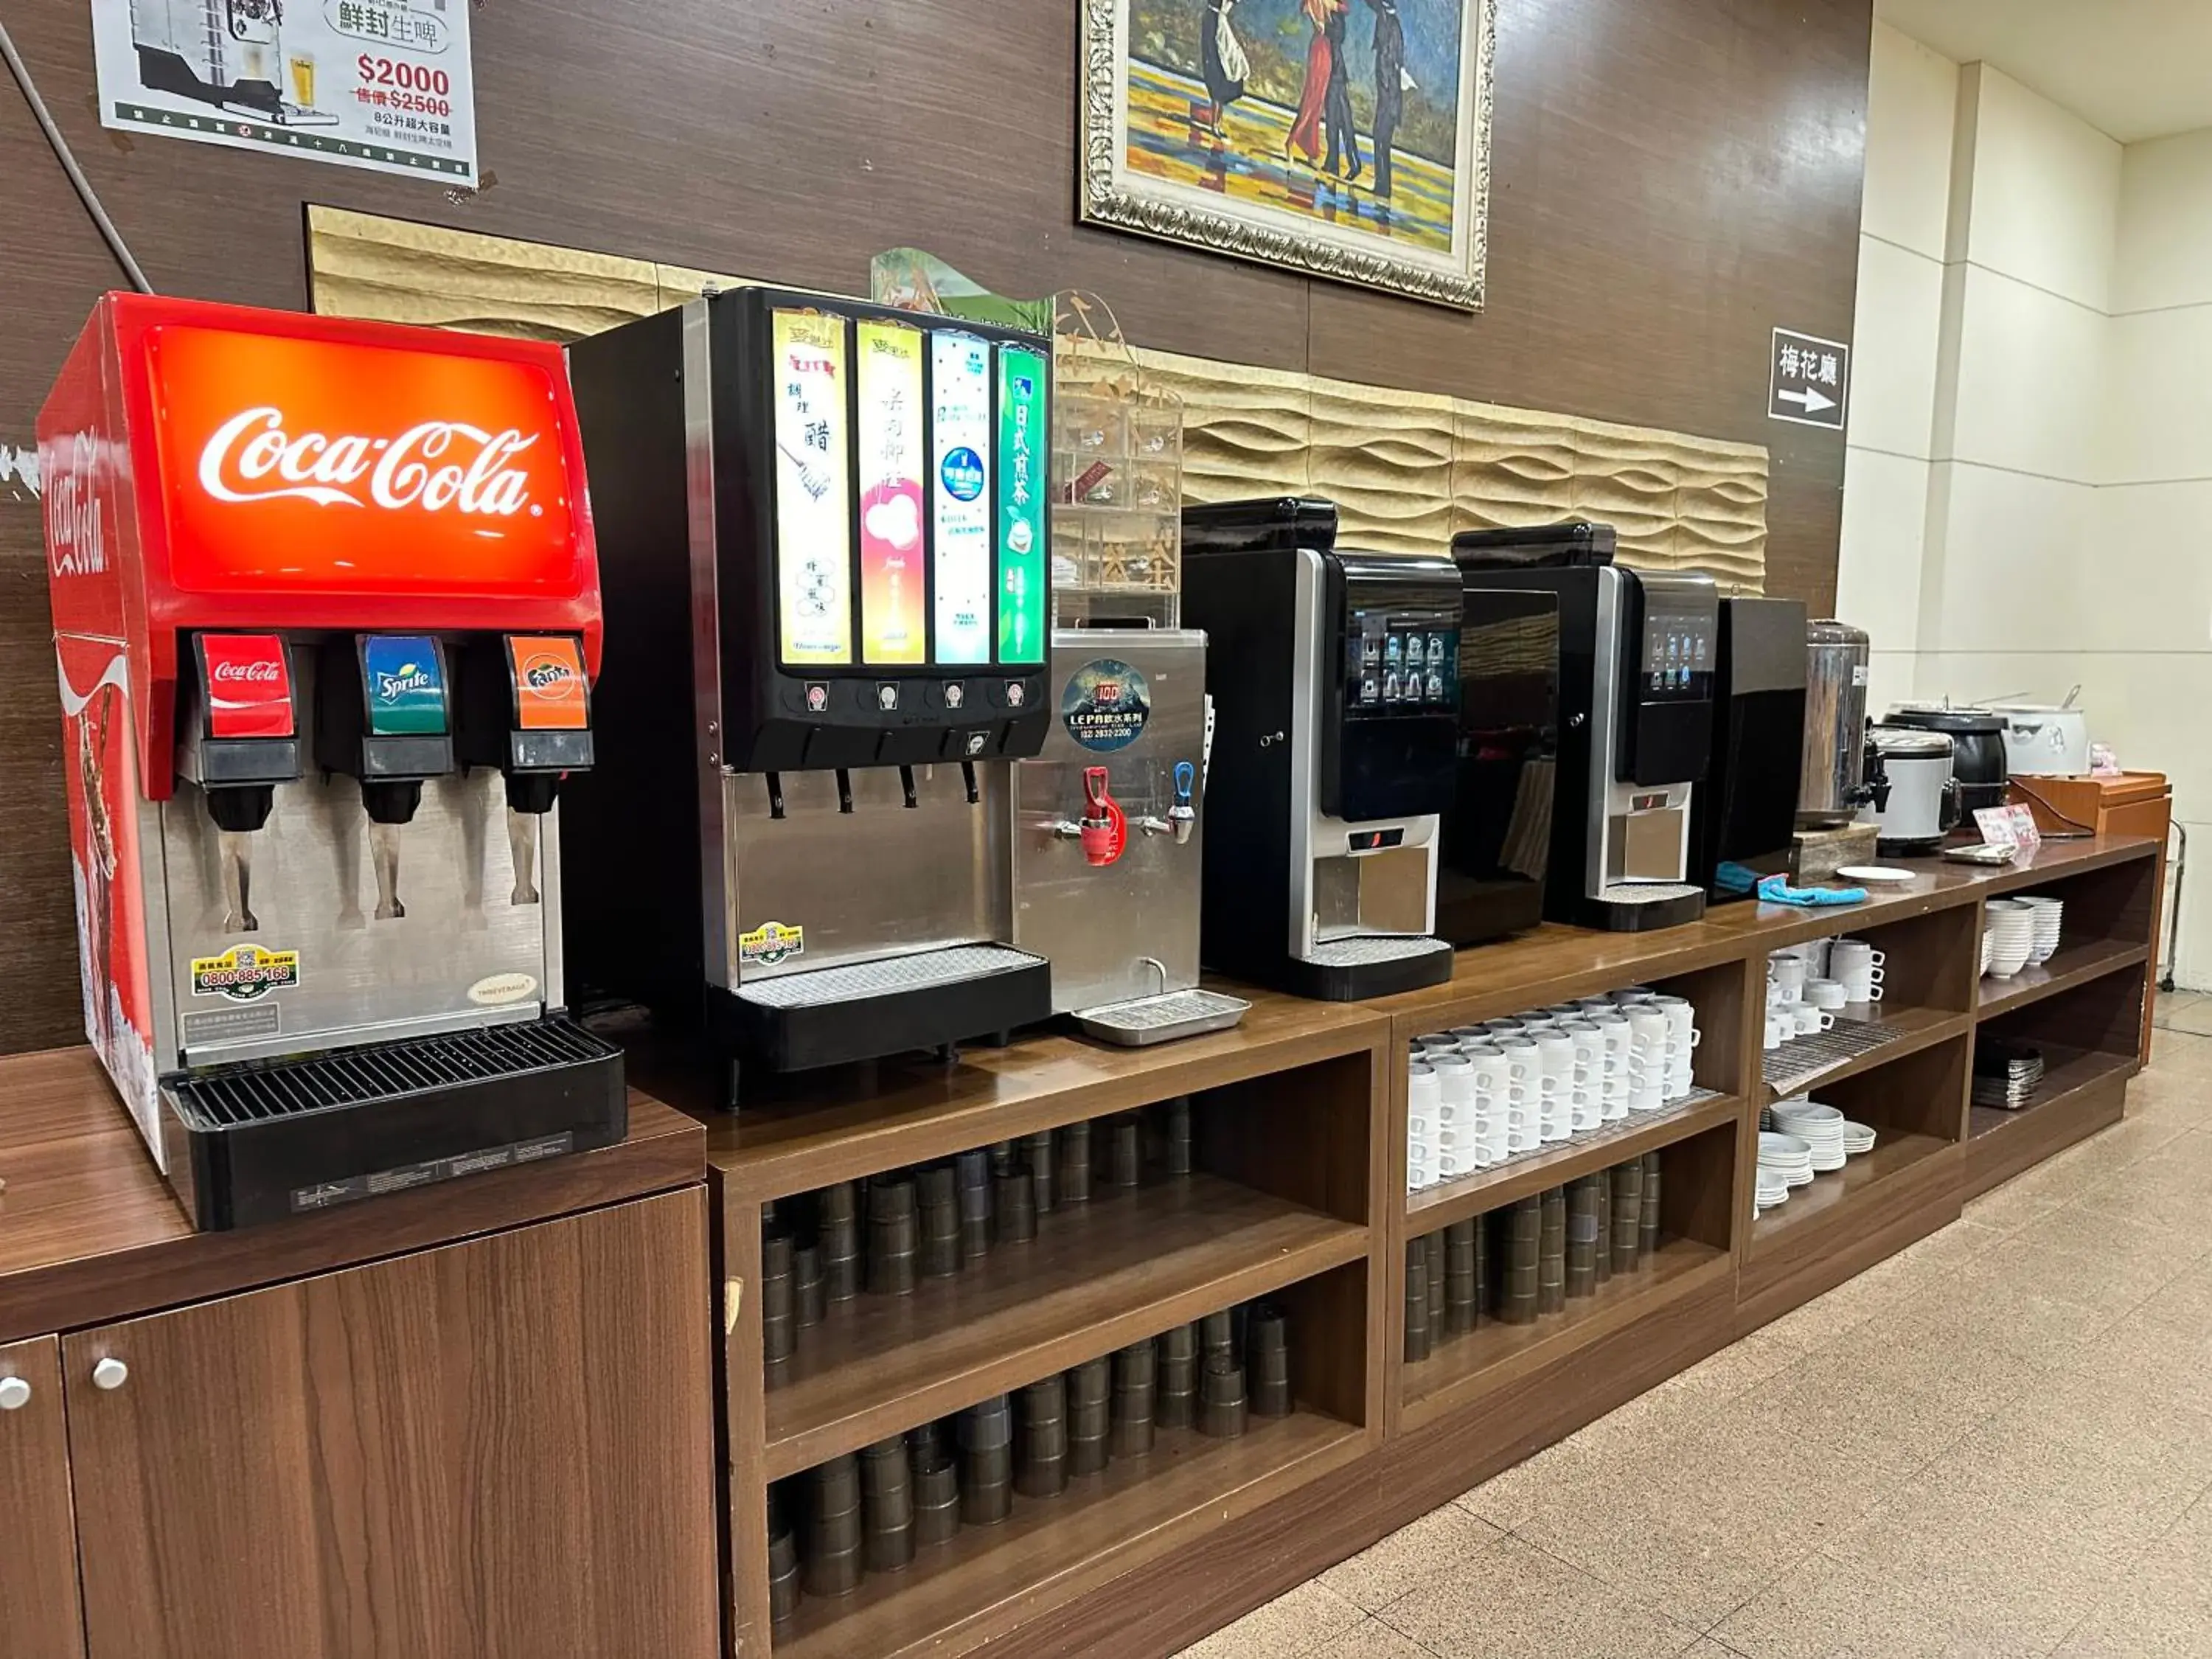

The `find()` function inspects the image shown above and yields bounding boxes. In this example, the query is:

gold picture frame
[1079,0,1496,310]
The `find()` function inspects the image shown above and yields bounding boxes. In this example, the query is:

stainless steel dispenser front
[1013,629,1207,1013]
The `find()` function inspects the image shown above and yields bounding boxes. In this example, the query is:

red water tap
[1079,766,1127,867]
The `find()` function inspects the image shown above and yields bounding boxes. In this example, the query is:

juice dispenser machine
[38,294,623,1229]
[1007,392,1239,1043]
[565,291,1054,1092]
[1453,522,1717,933]
[1180,498,1460,1001]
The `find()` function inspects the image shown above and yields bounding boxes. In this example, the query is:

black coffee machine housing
[1452,522,1717,933]
[1436,585,1559,946]
[1182,499,1461,1001]
[1690,597,1809,902]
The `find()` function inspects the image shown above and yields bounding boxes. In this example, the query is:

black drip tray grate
[167,1018,618,1132]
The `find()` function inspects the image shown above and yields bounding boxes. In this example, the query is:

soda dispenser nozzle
[318,635,456,924]
[899,766,919,810]
[455,635,596,908]
[835,769,855,815]
[961,762,981,805]
[765,773,786,821]
[181,635,302,936]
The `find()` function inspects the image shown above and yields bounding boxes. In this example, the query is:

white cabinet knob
[0,1377,29,1411]
[91,1357,129,1391]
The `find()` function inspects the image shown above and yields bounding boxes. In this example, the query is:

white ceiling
[1876,0,2212,143]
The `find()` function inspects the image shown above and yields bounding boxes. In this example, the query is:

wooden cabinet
[1,1338,84,1659]
[60,1191,717,1659]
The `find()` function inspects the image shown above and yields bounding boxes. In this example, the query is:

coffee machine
[566,290,1053,1094]
[1453,523,1717,933]
[1180,498,1458,1000]
[38,295,623,1228]
[1689,597,1807,902]
[1436,585,1559,945]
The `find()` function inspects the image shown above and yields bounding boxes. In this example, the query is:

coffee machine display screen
[1638,604,1714,704]
[1347,612,1459,717]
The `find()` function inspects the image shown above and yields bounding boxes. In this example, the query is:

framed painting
[1079,0,1496,310]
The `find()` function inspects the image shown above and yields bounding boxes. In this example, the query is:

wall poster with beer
[88,0,479,181]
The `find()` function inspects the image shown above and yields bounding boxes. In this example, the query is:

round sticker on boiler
[941,446,986,502]
[1061,658,1152,754]
[467,972,540,1006]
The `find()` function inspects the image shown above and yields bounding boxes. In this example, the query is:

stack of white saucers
[1770,1100,1847,1173]
[1841,1120,1877,1156]
[1753,1165,1790,1215]
[1983,898,2036,979]
[1758,1130,1815,1189]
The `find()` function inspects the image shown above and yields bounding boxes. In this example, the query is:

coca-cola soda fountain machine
[38,294,624,1229]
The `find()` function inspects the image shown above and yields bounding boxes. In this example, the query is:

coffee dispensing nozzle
[456,636,595,906]
[319,634,458,921]
[181,634,303,933]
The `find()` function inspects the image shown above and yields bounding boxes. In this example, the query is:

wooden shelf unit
[1402,1237,1731,1430]
[1406,1093,1741,1232]
[675,835,2166,1659]
[773,1409,1366,1659]
[1975,939,2150,1023]
[764,1173,1368,1478]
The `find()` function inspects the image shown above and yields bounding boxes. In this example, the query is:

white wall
[1834,21,1956,717]
[1839,38,2210,979]
[2104,129,2212,982]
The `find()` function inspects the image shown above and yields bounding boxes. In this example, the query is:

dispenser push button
[200,634,294,740]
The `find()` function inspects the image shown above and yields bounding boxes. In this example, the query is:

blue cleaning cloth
[1758,874,1869,908]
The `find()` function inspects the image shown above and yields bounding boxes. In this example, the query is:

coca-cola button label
[507,635,588,731]
[200,633,293,739]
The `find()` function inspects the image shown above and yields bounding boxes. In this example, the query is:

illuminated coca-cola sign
[144,323,582,597]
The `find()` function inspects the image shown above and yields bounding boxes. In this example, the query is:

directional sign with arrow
[1770,328,1850,431]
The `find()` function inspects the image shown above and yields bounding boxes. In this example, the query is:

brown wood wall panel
[0,0,1868,1052]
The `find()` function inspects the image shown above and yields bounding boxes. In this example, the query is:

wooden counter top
[631,986,1392,1201]
[0,1048,705,1343]
[1368,834,2157,1031]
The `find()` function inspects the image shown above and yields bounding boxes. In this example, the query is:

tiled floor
[1177,1009,2212,1659]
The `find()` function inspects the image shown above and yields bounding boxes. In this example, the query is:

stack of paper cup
[1407,1060,1441,1192]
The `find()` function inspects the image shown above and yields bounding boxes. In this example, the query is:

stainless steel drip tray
[1074,988,1251,1047]
[1597,882,1705,905]
[737,945,1047,1009]
[1301,935,1454,967]
[723,944,1055,1074]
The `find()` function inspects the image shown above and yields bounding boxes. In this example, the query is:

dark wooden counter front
[0,1048,705,1343]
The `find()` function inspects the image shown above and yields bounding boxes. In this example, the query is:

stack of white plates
[1983,899,2036,979]
[1753,1165,1790,1214]
[1758,1130,1815,1188]
[1770,1100,1847,1173]
[1841,1120,1877,1155]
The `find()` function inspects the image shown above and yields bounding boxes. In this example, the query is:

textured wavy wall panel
[307,209,1767,589]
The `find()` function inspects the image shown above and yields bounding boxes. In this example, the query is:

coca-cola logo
[195,406,543,517]
[45,431,108,577]
[212,660,282,684]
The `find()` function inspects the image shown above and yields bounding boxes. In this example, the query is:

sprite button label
[995,343,1046,665]
[362,635,448,735]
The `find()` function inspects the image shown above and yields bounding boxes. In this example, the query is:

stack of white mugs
[1405,990,1703,1193]
[1764,938,1885,1051]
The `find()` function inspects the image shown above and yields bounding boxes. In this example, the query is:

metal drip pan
[1073,989,1251,1047]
